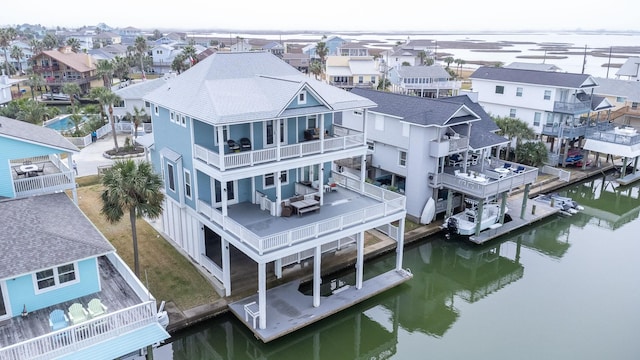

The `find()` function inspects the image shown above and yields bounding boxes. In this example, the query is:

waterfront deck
[228,269,413,343]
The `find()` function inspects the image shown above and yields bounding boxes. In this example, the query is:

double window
[516,87,523,97]
[265,119,286,146]
[264,171,288,188]
[34,263,77,292]
[398,150,407,167]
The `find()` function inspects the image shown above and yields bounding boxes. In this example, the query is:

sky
[1,0,637,33]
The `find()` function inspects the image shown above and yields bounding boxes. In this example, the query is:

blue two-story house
[143,52,410,332]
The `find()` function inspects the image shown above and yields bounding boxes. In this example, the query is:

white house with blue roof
[143,51,410,332]
[0,117,169,359]
[342,88,537,228]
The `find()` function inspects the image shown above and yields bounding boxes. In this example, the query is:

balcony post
[313,245,321,307]
[355,231,364,289]
[319,113,325,153]
[396,220,405,271]
[217,126,226,171]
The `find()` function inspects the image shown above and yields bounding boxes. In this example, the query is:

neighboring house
[302,35,346,60]
[63,32,94,52]
[113,73,176,127]
[469,66,613,166]
[262,41,284,56]
[592,77,640,127]
[281,52,310,73]
[325,43,378,90]
[118,26,143,44]
[388,65,461,98]
[7,40,33,74]
[229,38,254,52]
[101,43,129,57]
[0,116,78,201]
[615,57,640,81]
[0,116,169,359]
[143,51,408,331]
[93,31,122,47]
[0,72,23,106]
[379,39,436,69]
[31,47,97,94]
[150,44,181,74]
[87,48,116,62]
[342,88,529,224]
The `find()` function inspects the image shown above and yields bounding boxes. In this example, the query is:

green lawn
[72,184,219,310]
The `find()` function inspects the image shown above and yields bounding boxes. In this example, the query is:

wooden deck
[0,256,141,348]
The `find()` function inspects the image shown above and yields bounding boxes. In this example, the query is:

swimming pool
[45,115,84,131]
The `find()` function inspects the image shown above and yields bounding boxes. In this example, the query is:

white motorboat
[534,193,583,216]
[444,201,508,236]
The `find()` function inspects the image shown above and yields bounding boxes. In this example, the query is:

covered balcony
[196,173,405,256]
[0,254,168,360]
[10,155,75,198]
[193,124,365,171]
[553,100,591,115]
[541,123,588,139]
[585,124,640,146]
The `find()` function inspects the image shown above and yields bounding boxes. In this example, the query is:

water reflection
[156,175,640,359]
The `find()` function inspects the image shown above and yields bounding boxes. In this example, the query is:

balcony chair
[240,137,252,151]
[49,309,69,331]
[227,139,240,153]
[514,165,525,173]
[503,163,512,169]
[68,303,89,325]
[13,166,26,178]
[37,163,45,174]
[87,298,108,318]
[281,201,293,217]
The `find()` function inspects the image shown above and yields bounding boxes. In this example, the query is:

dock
[228,269,413,343]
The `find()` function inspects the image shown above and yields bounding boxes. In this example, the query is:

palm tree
[29,39,44,55]
[171,53,188,74]
[309,61,322,80]
[315,35,328,78]
[129,105,146,139]
[16,99,49,124]
[62,82,81,107]
[96,59,113,88]
[0,27,17,76]
[101,160,164,277]
[10,45,24,75]
[454,58,465,78]
[134,36,148,79]
[182,45,197,67]
[66,38,81,53]
[42,33,59,50]
[91,87,122,152]
[112,56,130,81]
[417,50,427,66]
[493,116,536,162]
[25,73,45,100]
[443,56,454,68]
[68,106,83,135]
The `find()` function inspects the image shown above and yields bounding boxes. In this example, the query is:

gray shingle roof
[615,57,640,77]
[593,77,640,102]
[144,52,375,125]
[395,65,451,79]
[470,66,598,89]
[350,88,480,126]
[0,193,115,279]
[0,116,79,153]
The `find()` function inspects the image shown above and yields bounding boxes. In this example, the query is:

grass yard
[71,184,219,310]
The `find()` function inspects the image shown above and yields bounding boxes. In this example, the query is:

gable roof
[0,193,115,280]
[37,50,96,73]
[593,77,640,102]
[615,57,640,78]
[395,65,451,79]
[444,95,509,150]
[144,52,375,125]
[504,62,562,72]
[0,116,79,152]
[470,66,598,89]
[115,75,175,99]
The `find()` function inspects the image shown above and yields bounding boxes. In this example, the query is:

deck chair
[87,298,108,318]
[514,165,525,173]
[240,137,252,151]
[37,163,45,174]
[227,139,240,152]
[13,167,26,178]
[68,303,89,325]
[49,309,69,331]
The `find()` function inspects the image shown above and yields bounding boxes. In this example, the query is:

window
[632,102,638,110]
[509,108,517,118]
[495,85,504,94]
[516,87,523,97]
[398,150,407,167]
[264,171,288,188]
[370,76,376,84]
[616,96,625,103]
[34,263,77,292]
[181,115,186,127]
[184,170,191,198]
[544,90,551,100]
[307,115,317,129]
[167,163,175,191]
[533,112,541,126]
[170,111,175,123]
[145,101,150,108]
[358,76,364,84]
[154,105,159,115]
[298,91,307,104]
[367,141,375,151]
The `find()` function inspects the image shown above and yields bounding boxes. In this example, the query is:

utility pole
[581,44,587,74]
[606,46,612,79]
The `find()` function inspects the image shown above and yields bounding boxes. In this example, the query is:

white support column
[360,156,367,193]
[222,238,231,296]
[319,113,325,153]
[355,231,364,290]
[68,155,78,204]
[276,171,282,216]
[396,219,405,271]
[313,245,322,308]
[258,262,267,329]
[217,126,225,171]
[276,118,281,161]
[274,258,282,279]
[221,182,228,218]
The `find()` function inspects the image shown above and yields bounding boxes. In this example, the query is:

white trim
[398,150,407,167]
[0,280,10,320]
[184,169,192,199]
[32,262,80,295]
[298,90,307,105]
[167,163,176,192]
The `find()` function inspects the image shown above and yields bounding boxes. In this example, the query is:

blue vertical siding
[6,258,100,316]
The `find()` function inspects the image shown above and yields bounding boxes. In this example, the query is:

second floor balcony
[196,173,405,255]
[10,155,75,198]
[553,100,590,115]
[585,125,640,146]
[541,123,588,139]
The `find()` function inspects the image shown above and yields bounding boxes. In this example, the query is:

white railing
[13,171,75,197]
[193,133,364,170]
[9,156,50,165]
[105,253,155,302]
[197,184,405,255]
[0,301,158,360]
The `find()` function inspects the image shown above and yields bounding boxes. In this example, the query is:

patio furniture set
[13,161,45,178]
[48,298,108,331]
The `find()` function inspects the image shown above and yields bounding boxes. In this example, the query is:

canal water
[152,174,640,360]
